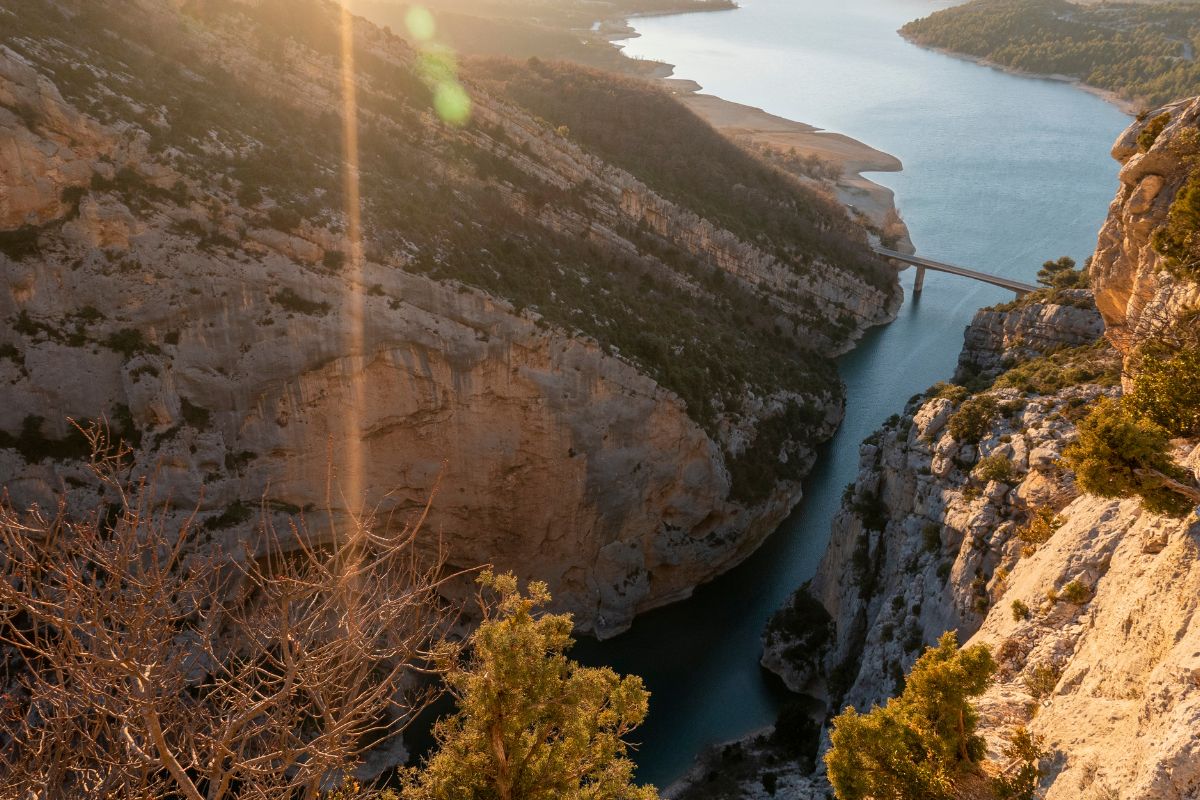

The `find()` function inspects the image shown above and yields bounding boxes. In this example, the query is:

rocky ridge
[0,0,899,637]
[953,289,1103,384]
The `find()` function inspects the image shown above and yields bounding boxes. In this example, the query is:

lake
[573,0,1130,787]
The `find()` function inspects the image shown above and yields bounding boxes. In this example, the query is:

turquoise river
[573,0,1132,787]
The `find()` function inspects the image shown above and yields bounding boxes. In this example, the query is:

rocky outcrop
[0,2,897,637]
[971,483,1200,800]
[769,378,1200,799]
[0,46,111,230]
[748,286,1200,797]
[1092,97,1200,358]
[670,94,1200,800]
[774,379,1114,703]
[954,290,1103,383]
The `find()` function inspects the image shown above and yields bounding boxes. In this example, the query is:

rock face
[0,46,111,230]
[1092,96,1200,359]
[0,1,898,637]
[752,290,1200,798]
[692,104,1200,799]
[954,290,1104,383]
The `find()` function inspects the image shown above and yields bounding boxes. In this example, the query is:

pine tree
[825,632,996,800]
[402,573,658,800]
[1063,396,1199,517]
[1035,256,1085,288]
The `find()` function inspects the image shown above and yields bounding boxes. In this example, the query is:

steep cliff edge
[0,0,898,637]
[675,101,1200,799]
[1092,97,1200,359]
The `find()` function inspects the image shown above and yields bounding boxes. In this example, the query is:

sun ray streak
[338,3,366,527]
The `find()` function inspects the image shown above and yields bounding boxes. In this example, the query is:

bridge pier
[913,265,926,295]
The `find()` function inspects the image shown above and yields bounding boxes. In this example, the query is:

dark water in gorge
[573,0,1129,786]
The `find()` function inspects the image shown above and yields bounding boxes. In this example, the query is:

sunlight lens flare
[406,4,472,126]
[338,4,366,520]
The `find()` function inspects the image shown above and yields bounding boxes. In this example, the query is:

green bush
[1036,256,1087,289]
[273,288,331,316]
[992,727,1048,800]
[765,587,833,663]
[266,204,302,232]
[1152,165,1200,281]
[0,415,91,463]
[993,341,1119,396]
[401,573,656,800]
[948,395,998,444]
[180,398,212,430]
[1023,663,1061,700]
[771,700,820,768]
[323,249,347,271]
[852,489,889,532]
[922,523,942,553]
[825,632,996,800]
[104,328,160,357]
[1010,599,1031,621]
[1061,579,1091,605]
[1016,506,1062,547]
[1138,112,1171,152]
[1127,336,1200,437]
[1063,397,1197,518]
[202,500,254,531]
[0,224,45,260]
[927,381,969,404]
[975,453,1017,484]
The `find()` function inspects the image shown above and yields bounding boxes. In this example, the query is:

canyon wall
[0,1,898,637]
[672,100,1200,799]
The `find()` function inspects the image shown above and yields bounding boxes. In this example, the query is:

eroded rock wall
[0,3,896,637]
[1092,97,1200,358]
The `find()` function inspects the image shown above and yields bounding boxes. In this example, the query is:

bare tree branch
[0,422,471,799]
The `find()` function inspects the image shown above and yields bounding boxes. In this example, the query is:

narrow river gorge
[573,0,1132,786]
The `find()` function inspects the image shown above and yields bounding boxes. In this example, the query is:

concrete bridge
[873,246,1039,297]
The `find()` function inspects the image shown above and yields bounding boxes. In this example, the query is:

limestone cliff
[0,0,898,637]
[953,289,1103,384]
[676,102,1200,800]
[1092,96,1200,360]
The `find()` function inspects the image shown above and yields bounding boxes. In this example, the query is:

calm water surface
[573,0,1131,787]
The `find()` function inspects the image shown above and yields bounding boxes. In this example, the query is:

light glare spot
[433,83,472,126]
[405,6,436,42]
[417,45,471,126]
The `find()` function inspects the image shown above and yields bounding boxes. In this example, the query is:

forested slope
[903,0,1200,109]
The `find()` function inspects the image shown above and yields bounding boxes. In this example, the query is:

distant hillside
[352,0,734,74]
[902,0,1200,109]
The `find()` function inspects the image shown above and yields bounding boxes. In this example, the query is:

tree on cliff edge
[401,572,658,800]
[824,632,996,800]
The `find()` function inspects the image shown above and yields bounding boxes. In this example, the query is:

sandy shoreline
[603,19,915,252]
[671,84,911,248]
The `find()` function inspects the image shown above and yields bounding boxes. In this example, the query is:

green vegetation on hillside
[2,0,888,503]
[478,58,891,292]
[1064,317,1200,517]
[1063,396,1197,516]
[902,0,1200,108]
[1151,135,1200,280]
[354,0,736,76]
[992,340,1120,396]
[825,632,997,800]
[402,573,657,800]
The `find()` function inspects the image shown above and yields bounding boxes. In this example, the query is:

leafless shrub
[0,422,468,800]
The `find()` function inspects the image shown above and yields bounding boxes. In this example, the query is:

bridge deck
[873,246,1039,295]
